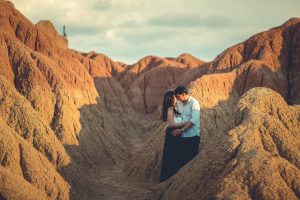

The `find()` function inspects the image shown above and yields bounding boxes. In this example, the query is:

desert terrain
[0,1,299,199]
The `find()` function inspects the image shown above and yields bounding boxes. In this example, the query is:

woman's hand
[172,129,183,136]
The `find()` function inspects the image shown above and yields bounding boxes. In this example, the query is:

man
[173,86,200,166]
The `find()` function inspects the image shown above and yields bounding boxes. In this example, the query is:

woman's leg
[160,128,174,182]
[160,128,182,182]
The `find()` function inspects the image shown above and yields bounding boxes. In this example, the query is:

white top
[166,107,182,127]
[173,113,182,123]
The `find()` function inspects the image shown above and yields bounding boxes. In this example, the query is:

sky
[12,0,300,64]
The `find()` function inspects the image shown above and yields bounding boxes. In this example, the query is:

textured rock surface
[155,88,300,200]
[117,55,206,113]
[166,53,206,68]
[209,18,300,104]
[124,18,300,200]
[0,1,299,200]
[0,76,70,200]
[0,2,143,199]
[36,20,68,49]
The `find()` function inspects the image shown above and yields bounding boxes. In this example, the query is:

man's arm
[189,100,200,127]
[172,100,200,136]
[168,121,192,129]
[172,121,192,136]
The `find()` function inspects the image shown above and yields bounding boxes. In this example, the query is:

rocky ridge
[0,1,299,199]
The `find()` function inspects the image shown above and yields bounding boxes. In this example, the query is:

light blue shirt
[176,96,200,138]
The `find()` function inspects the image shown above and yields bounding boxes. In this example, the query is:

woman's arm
[166,108,191,129]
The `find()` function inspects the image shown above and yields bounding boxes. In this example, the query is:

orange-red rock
[0,1,299,199]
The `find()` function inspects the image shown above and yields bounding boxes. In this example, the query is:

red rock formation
[124,18,300,200]
[0,1,300,199]
[80,51,125,76]
[0,76,70,199]
[166,53,206,68]
[36,20,68,49]
[117,55,207,113]
[151,88,300,200]
[209,18,300,104]
[0,2,143,199]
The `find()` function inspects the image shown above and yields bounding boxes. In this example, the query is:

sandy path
[84,165,156,200]
[66,119,160,200]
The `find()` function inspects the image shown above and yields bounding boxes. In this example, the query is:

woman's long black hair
[161,91,180,122]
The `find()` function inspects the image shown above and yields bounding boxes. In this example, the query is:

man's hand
[172,129,183,136]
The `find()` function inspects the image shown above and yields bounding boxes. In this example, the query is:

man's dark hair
[175,86,188,95]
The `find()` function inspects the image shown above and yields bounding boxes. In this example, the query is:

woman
[159,91,191,182]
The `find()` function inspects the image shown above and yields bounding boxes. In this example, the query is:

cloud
[13,0,300,64]
[63,25,104,37]
[114,26,175,44]
[86,0,112,11]
[147,13,231,28]
[68,25,256,64]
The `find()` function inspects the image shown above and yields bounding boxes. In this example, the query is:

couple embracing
[160,86,200,182]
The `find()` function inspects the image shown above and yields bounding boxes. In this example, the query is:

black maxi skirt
[159,127,182,182]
